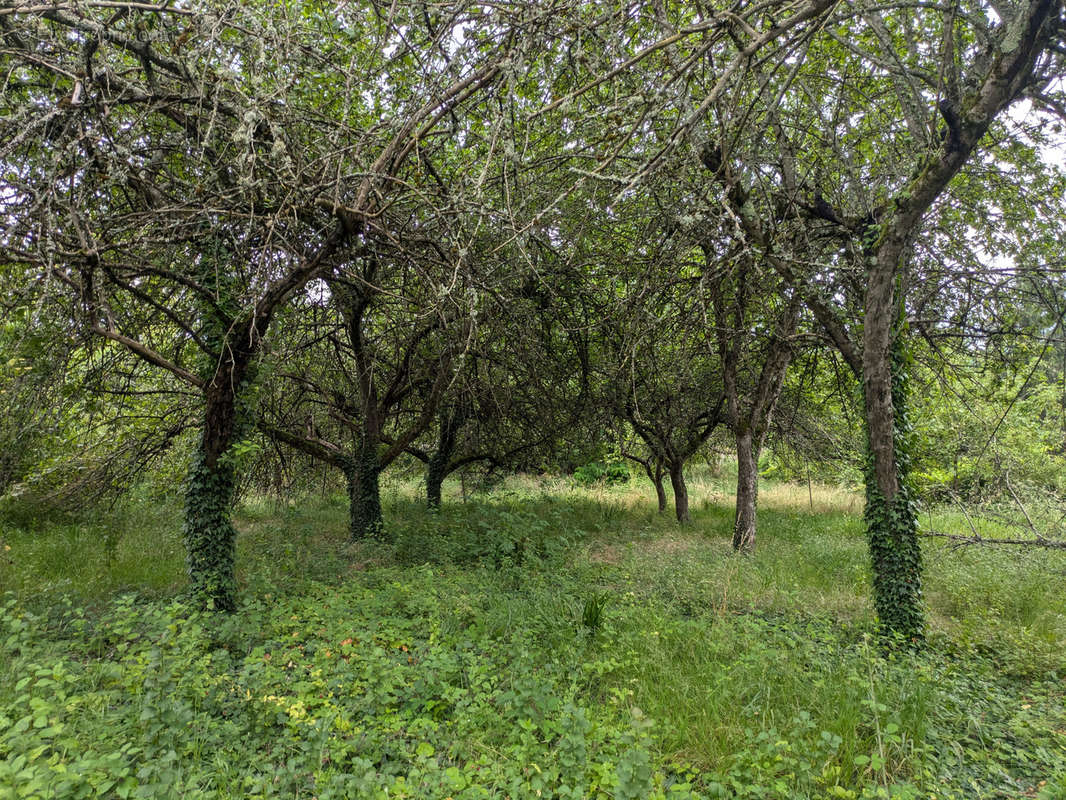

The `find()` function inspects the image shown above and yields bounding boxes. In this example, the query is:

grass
[1,467,1065,799]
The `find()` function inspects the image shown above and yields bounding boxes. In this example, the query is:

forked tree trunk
[426,405,464,509]
[636,456,668,513]
[670,462,690,523]
[733,430,759,552]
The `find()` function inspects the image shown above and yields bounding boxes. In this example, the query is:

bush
[572,462,630,486]
[392,502,580,568]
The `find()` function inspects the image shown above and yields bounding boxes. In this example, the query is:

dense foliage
[3,0,1066,626]
[2,0,1066,794]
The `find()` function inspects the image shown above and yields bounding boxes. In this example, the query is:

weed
[581,590,611,635]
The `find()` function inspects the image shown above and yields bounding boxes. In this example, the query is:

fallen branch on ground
[920,530,1066,549]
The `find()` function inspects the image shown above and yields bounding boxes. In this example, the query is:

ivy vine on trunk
[182,257,255,612]
[346,441,385,541]
[863,335,923,643]
[183,437,240,612]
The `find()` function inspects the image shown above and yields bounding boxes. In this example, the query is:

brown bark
[733,430,758,552]
[200,352,252,469]
[653,462,668,514]
[670,461,690,523]
[862,251,902,500]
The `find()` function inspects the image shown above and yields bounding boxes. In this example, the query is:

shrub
[573,462,630,486]
[392,502,579,569]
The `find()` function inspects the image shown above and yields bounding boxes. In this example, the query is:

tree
[257,243,476,540]
[408,275,598,508]
[531,0,841,532]
[699,0,1066,639]
[597,232,724,524]
[705,249,802,551]
[1,0,539,608]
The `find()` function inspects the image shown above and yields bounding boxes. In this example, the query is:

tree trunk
[183,385,243,612]
[669,461,690,524]
[183,450,238,612]
[733,430,758,552]
[863,258,901,503]
[426,454,446,509]
[426,406,464,509]
[347,442,384,541]
[653,463,668,514]
[636,456,668,513]
[863,320,923,642]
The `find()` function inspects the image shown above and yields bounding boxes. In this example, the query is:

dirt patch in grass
[587,543,623,564]
[588,533,704,565]
[642,534,701,557]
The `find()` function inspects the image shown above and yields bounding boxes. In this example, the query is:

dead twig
[920,530,1066,550]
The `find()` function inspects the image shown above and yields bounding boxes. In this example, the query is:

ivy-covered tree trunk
[863,337,923,641]
[182,256,255,613]
[183,359,255,612]
[347,442,384,541]
[183,438,239,612]
[733,430,759,552]
[669,461,690,523]
[426,455,446,510]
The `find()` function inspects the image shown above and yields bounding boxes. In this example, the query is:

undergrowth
[1,473,1064,798]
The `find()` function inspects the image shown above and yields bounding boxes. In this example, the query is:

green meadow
[2,470,1063,799]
